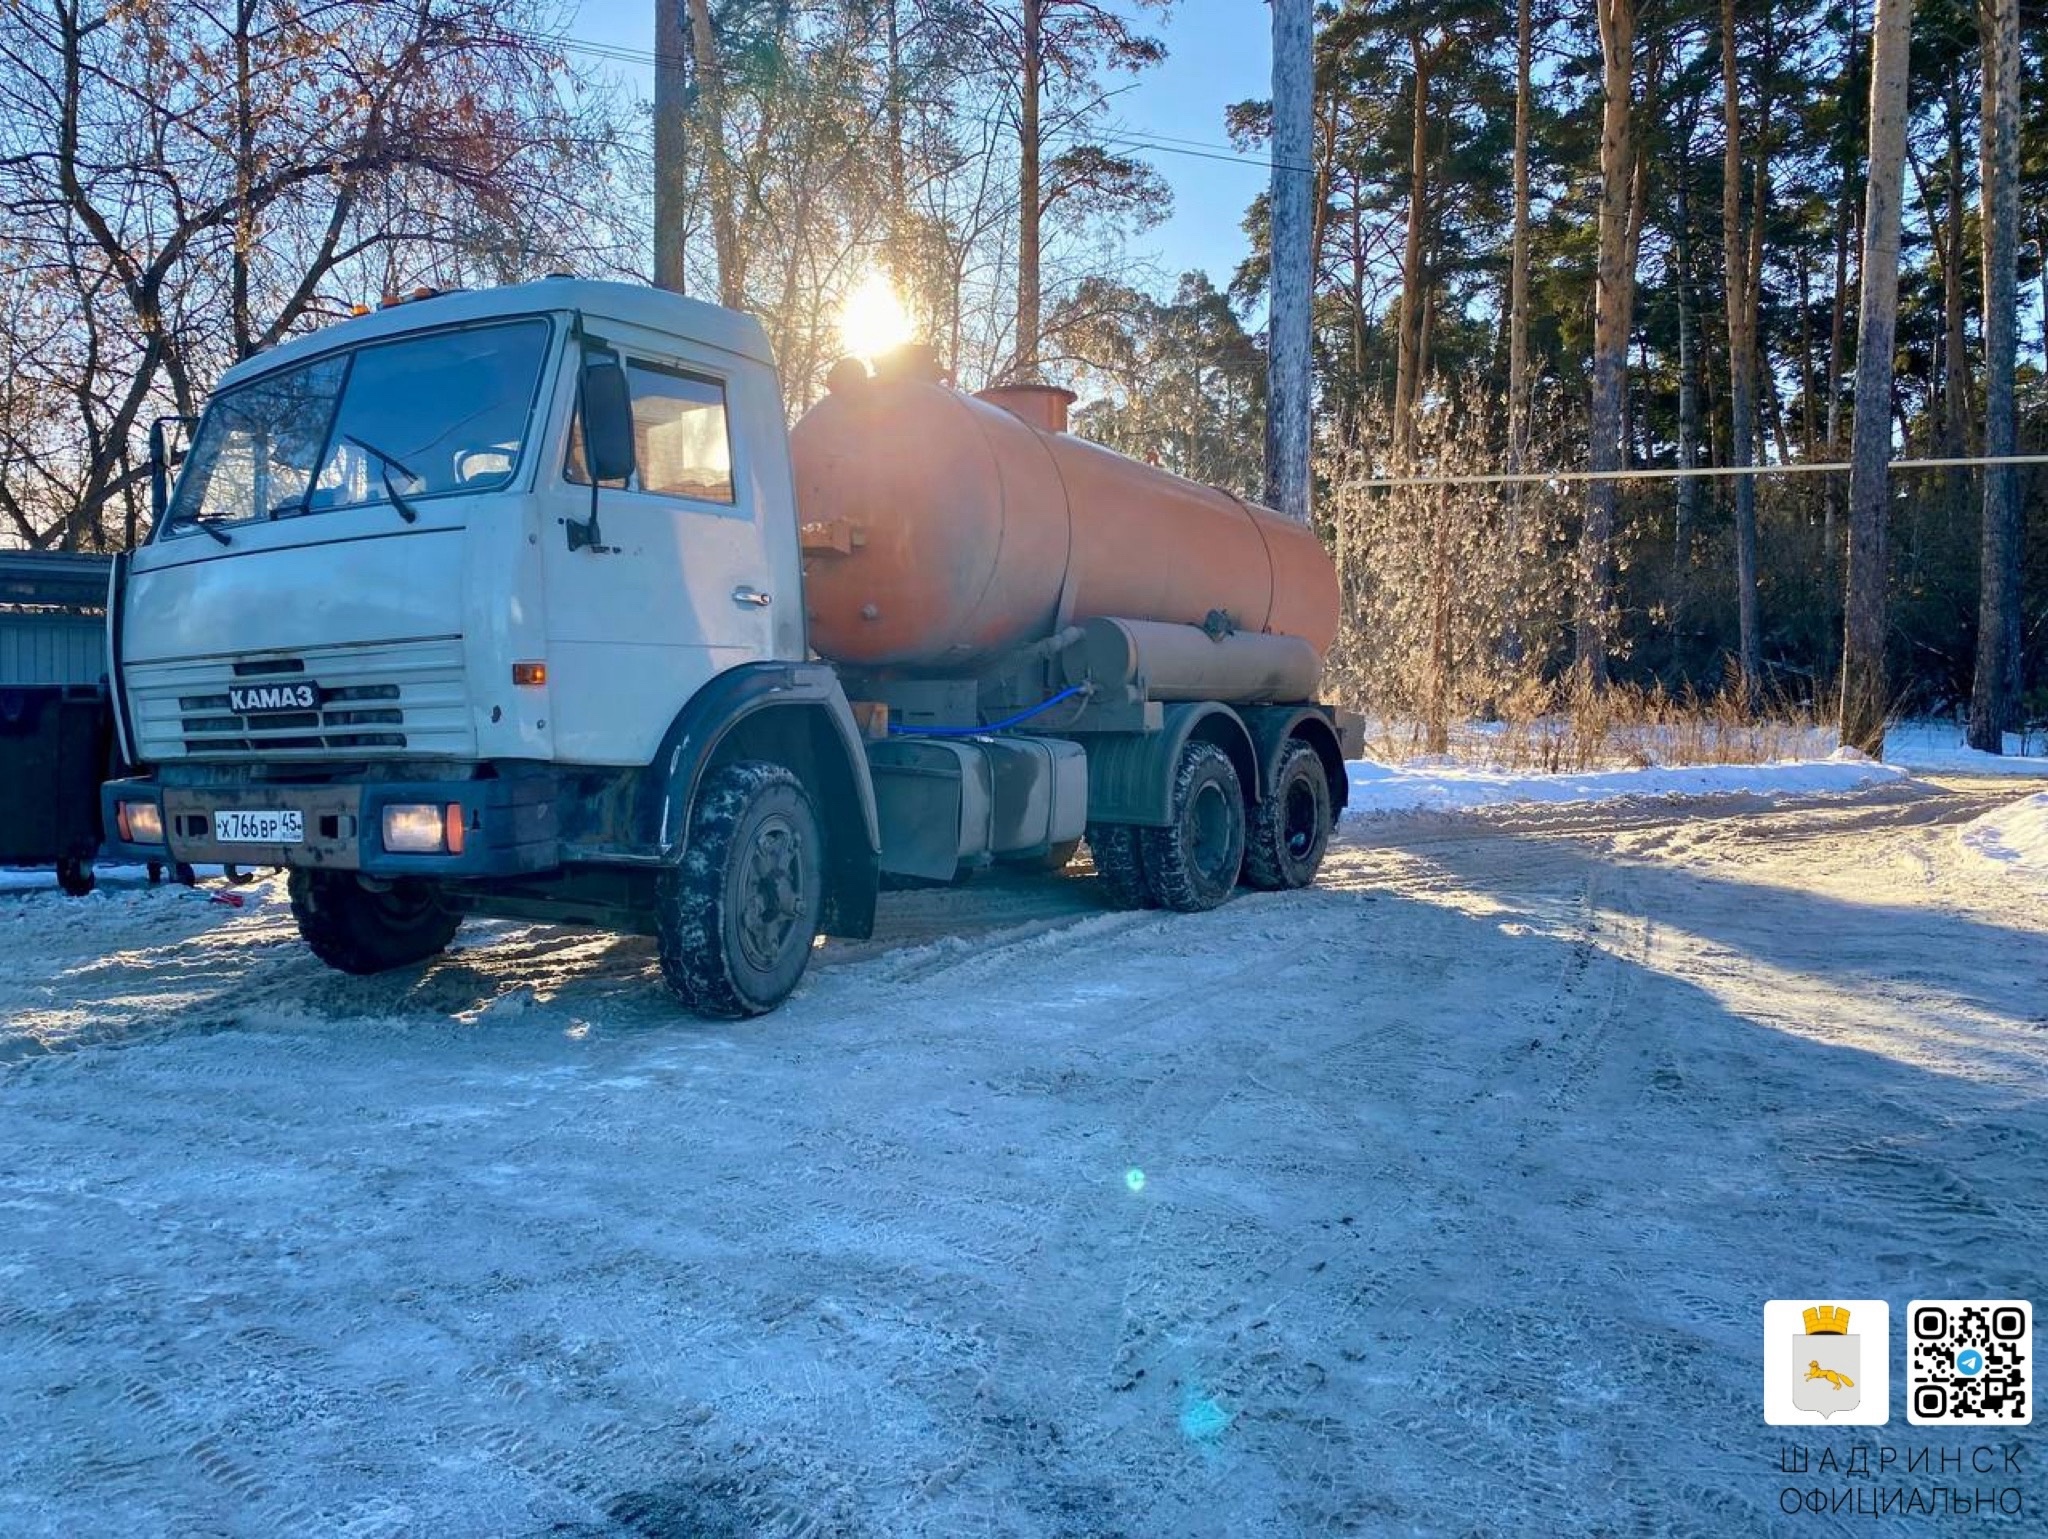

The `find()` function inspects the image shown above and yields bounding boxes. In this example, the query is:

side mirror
[147,414,197,524]
[580,358,636,484]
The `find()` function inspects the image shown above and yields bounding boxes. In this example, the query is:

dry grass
[1364,678,1833,774]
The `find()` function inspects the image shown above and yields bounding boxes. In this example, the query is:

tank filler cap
[975,382,1078,434]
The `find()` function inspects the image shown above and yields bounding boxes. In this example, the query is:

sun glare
[839,272,915,361]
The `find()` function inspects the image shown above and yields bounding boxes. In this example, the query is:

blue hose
[886,683,1089,737]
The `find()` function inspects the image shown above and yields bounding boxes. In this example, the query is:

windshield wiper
[165,510,233,546]
[341,433,423,524]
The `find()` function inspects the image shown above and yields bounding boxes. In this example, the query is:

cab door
[538,327,776,765]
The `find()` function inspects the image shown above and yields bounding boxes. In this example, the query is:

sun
[839,272,915,361]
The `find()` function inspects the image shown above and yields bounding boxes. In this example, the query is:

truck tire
[1086,823,1156,909]
[56,856,95,897]
[656,761,824,1019]
[1242,741,1334,891]
[1139,741,1246,913]
[288,871,460,975]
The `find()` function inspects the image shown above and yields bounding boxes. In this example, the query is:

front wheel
[289,871,461,975]
[56,855,95,897]
[1242,741,1334,891]
[656,761,825,1019]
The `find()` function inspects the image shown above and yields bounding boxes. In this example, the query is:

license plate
[213,808,304,844]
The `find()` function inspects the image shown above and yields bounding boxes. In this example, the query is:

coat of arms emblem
[1792,1304,1861,1418]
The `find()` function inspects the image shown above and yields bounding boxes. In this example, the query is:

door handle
[732,586,772,608]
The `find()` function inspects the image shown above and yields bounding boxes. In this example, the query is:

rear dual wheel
[1090,741,1247,915]
[1142,742,1247,911]
[1085,822,1155,910]
[1092,737,1334,909]
[1242,741,1334,891]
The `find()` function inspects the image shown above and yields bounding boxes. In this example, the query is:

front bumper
[101,770,560,878]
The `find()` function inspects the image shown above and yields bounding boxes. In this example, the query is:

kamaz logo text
[229,682,321,714]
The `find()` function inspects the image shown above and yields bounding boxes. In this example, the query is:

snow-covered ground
[0,862,226,894]
[4,770,2047,1537]
[1960,791,2048,892]
[1346,749,1901,817]
[1884,719,2048,776]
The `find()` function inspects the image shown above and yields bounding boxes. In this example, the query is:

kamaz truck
[102,279,1356,1016]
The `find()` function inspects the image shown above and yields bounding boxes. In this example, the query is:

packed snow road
[3,774,2045,1537]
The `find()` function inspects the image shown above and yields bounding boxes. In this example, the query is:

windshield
[161,317,552,535]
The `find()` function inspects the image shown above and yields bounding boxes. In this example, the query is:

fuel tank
[791,367,1338,675]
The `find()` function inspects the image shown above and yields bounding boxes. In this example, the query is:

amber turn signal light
[512,662,547,686]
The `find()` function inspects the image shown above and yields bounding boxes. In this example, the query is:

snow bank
[1344,749,1902,818]
[1959,792,2048,890]
[1884,720,2048,776]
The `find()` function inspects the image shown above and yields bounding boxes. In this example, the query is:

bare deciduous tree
[0,0,626,550]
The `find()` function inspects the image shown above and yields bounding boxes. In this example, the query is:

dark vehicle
[0,553,120,894]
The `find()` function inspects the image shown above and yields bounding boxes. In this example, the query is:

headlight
[117,800,164,844]
[380,802,466,854]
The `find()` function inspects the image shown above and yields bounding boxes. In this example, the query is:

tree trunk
[1824,2,1862,560]
[1582,0,1636,684]
[653,0,690,293]
[1940,83,1972,525]
[1797,256,1817,458]
[1967,0,2022,752]
[1265,0,1314,523]
[885,1,906,278]
[1674,124,1703,574]
[1392,36,1434,461]
[1824,184,1851,564]
[230,0,256,358]
[1506,0,1533,474]
[1722,0,1761,710]
[686,0,742,308]
[1840,0,1913,756]
[1016,0,1043,380]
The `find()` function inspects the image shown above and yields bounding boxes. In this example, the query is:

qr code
[1907,1300,2031,1425]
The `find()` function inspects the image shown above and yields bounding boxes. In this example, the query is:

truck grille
[126,638,473,761]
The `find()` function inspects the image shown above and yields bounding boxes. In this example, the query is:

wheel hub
[1189,782,1234,883]
[737,814,805,971]
[1284,780,1320,858]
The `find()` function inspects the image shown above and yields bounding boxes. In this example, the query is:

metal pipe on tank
[1060,616,1324,703]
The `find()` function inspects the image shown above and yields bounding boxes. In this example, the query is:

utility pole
[1967,0,2021,752]
[1839,0,1912,755]
[653,0,688,292]
[1265,0,1313,524]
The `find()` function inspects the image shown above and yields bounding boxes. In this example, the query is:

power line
[519,27,1305,173]
[1352,453,2048,491]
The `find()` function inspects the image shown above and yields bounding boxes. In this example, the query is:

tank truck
[101,280,1358,1015]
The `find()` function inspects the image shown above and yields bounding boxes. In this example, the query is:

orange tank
[790,368,1339,673]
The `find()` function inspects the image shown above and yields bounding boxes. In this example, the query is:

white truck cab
[105,280,884,1013]
[105,278,1351,1016]
[121,280,808,766]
